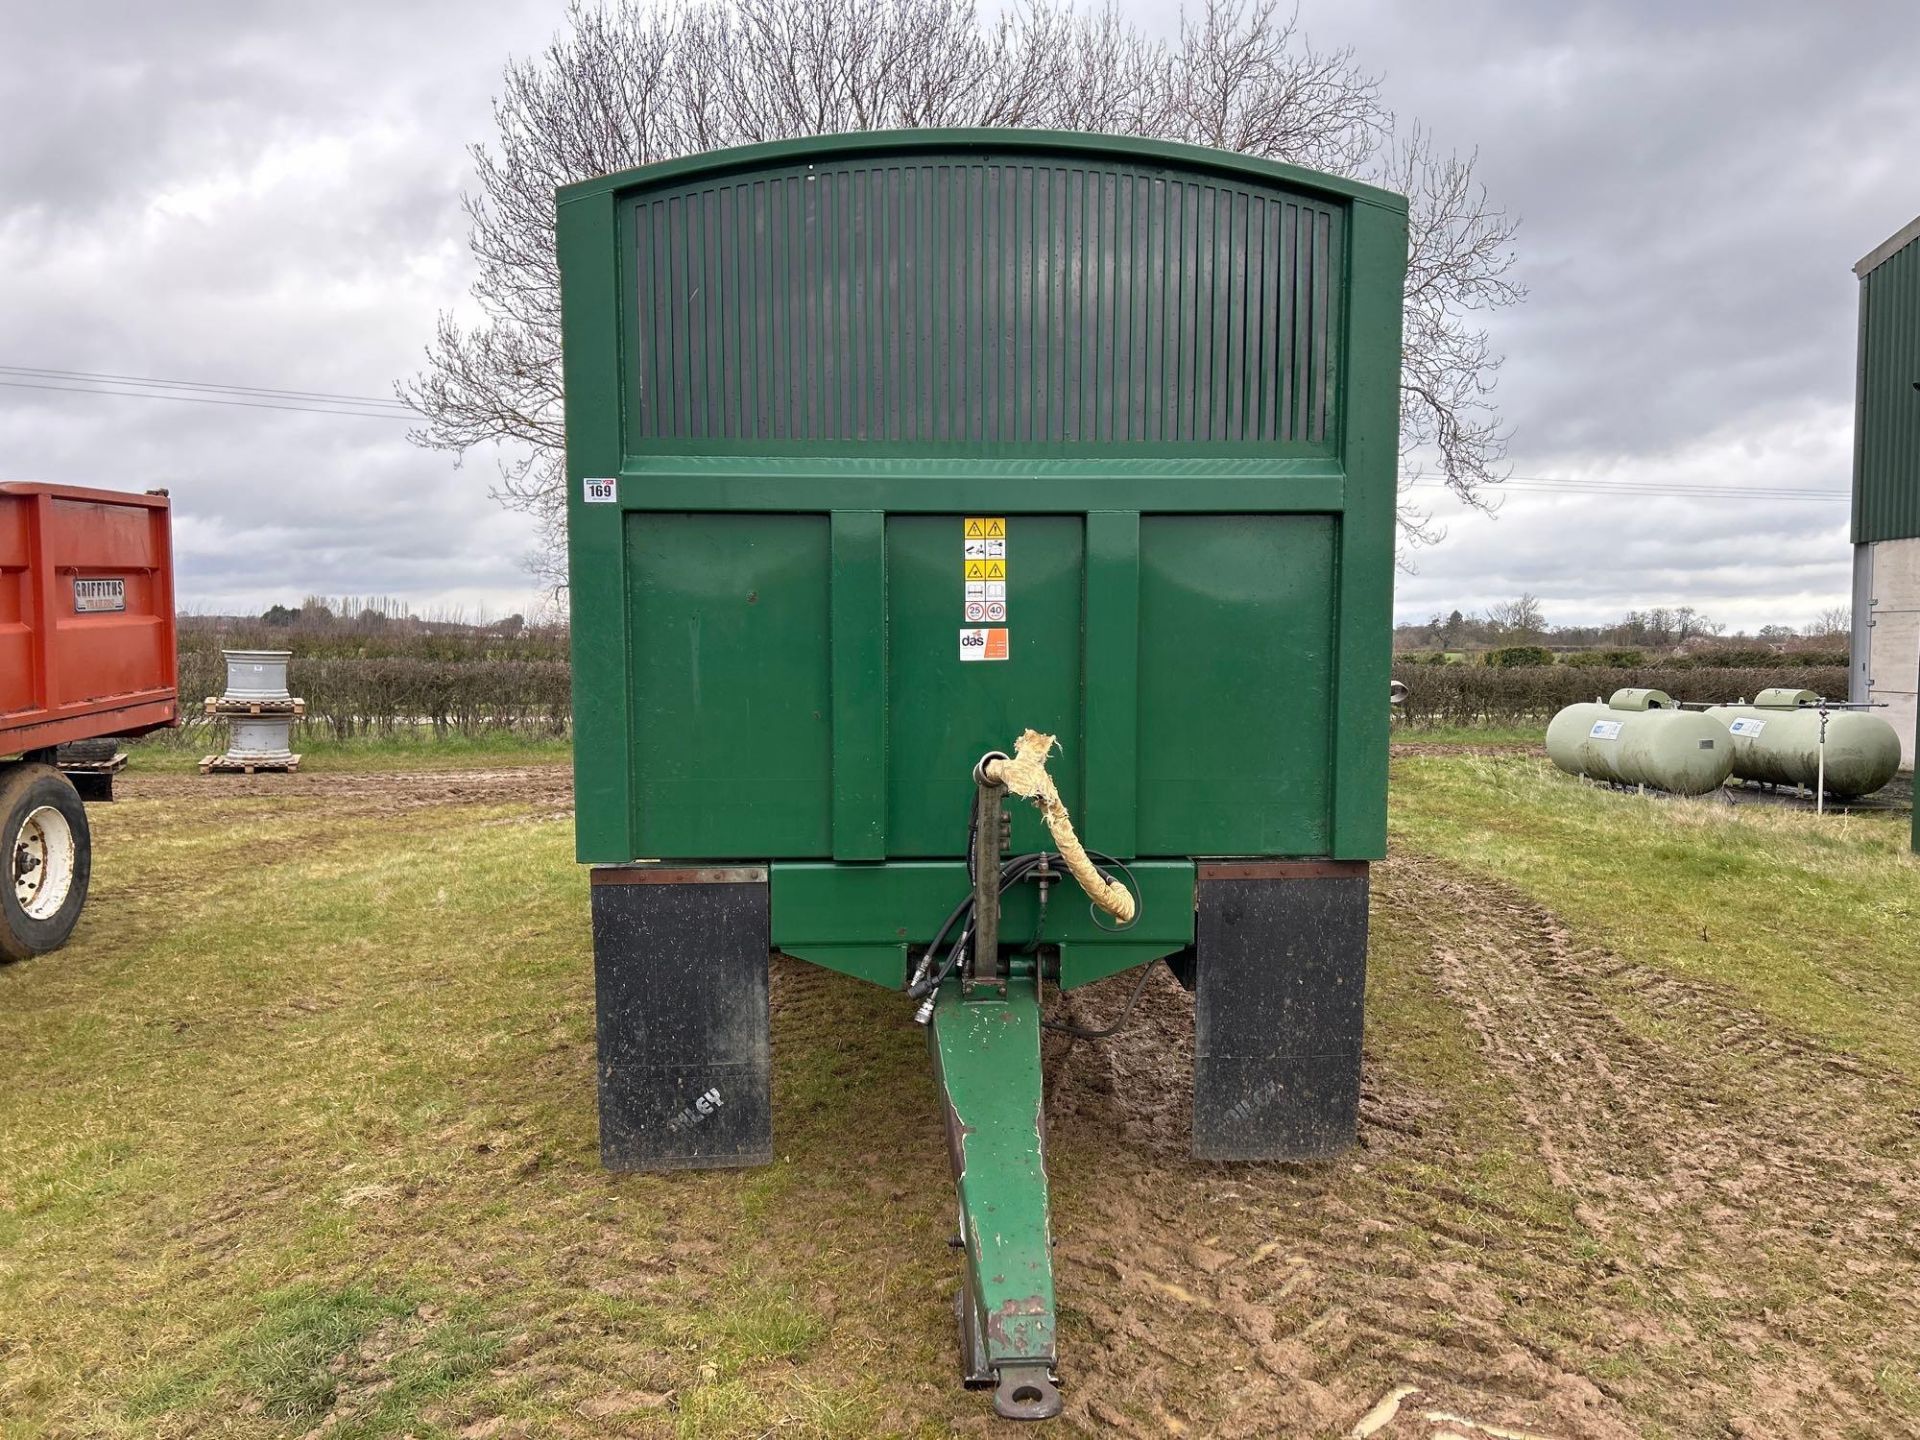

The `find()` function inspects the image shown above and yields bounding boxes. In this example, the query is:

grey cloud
[1293,0,1919,626]
[7,1,1915,625]
[3,0,555,616]
[1346,0,1920,458]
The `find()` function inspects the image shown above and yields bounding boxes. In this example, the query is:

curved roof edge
[556,127,1406,213]
[1857,213,1920,279]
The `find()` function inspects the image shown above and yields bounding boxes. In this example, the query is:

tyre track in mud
[120,764,575,819]
[1029,854,1920,1439]
[1396,852,1920,1437]
[1041,963,1632,1440]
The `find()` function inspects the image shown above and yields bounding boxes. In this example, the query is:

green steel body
[558,129,1408,1409]
[559,128,1407,919]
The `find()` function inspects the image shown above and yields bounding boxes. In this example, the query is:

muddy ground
[1034,855,1920,1438]
[94,764,1920,1437]
[123,763,577,818]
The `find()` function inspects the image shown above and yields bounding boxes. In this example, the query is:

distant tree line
[1392,663,1852,728]
[247,594,540,644]
[160,593,1853,744]
[1396,594,1850,658]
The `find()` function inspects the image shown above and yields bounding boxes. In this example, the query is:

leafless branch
[404,0,1524,592]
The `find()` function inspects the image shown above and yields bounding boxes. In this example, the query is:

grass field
[1393,756,1920,1076]
[1387,720,1544,749]
[1,750,1915,1437]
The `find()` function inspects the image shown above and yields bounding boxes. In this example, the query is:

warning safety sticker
[962,518,1008,626]
[959,628,1009,661]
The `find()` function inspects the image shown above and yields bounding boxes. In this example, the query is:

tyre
[1,763,92,962]
[57,737,121,766]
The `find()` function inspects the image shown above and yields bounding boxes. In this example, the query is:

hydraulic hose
[907,850,1052,1002]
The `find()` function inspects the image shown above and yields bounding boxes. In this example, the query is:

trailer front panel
[558,130,1407,1415]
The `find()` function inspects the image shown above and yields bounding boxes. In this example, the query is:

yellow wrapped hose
[982,729,1137,925]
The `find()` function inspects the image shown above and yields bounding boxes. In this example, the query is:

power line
[0,378,413,421]
[1504,483,1843,501]
[0,364,1867,495]
[1408,475,1846,502]
[1507,473,1843,499]
[1410,477,1841,498]
[0,362,410,409]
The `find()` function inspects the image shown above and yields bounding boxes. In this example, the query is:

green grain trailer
[558,130,1406,1418]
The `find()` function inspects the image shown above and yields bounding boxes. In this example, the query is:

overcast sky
[4,1,1917,630]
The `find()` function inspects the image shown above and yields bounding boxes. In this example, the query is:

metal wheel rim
[13,804,76,921]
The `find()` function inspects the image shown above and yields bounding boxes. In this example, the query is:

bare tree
[404,0,1523,595]
[1810,604,1851,639]
[1485,592,1545,640]
[1671,605,1723,644]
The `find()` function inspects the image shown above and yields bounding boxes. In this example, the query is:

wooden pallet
[203,696,306,717]
[59,752,128,775]
[199,753,303,775]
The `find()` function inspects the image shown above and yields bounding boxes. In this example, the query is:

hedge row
[1658,648,1848,669]
[170,650,1849,739]
[177,622,569,665]
[1392,665,1851,727]
[1485,645,1555,668]
[1395,648,1848,670]
[178,652,572,739]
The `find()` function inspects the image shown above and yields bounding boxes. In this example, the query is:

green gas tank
[1703,689,1902,799]
[1545,688,1732,796]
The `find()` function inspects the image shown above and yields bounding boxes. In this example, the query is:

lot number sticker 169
[583,477,618,503]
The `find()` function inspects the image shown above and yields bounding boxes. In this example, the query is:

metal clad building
[1851,215,1920,771]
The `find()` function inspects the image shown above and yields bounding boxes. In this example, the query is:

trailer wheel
[0,764,92,962]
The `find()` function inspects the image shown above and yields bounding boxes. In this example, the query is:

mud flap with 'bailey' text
[591,866,772,1171]
[1192,862,1369,1162]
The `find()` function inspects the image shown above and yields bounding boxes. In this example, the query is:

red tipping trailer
[1,482,178,959]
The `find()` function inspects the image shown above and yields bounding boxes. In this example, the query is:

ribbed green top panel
[625,154,1342,445]
[1857,235,1920,543]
